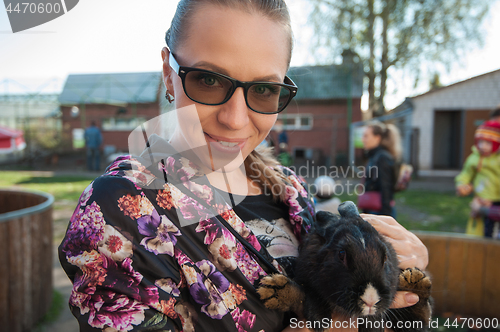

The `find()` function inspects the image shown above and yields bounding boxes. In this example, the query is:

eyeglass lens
[184,71,291,113]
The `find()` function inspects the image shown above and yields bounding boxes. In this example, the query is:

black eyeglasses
[169,52,298,114]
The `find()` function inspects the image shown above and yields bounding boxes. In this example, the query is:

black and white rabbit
[258,201,432,332]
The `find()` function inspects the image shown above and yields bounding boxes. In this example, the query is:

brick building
[275,60,364,167]
[59,72,164,152]
[59,61,363,164]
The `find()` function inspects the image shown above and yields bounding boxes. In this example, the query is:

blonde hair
[244,145,289,201]
[166,0,293,67]
[367,121,402,160]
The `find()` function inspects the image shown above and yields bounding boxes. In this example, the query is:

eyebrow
[191,61,283,83]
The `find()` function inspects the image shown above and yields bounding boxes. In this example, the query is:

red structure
[0,126,25,153]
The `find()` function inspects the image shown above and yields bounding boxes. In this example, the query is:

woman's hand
[360,214,428,270]
[360,213,428,310]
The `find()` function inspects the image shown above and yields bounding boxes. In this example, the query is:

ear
[161,47,175,97]
[314,211,341,239]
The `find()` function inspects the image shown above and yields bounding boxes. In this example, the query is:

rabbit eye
[338,250,347,267]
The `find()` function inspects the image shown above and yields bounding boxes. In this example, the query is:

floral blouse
[59,143,315,332]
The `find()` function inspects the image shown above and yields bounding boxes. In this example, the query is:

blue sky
[1,0,499,109]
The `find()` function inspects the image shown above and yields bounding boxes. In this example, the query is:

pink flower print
[195,219,220,245]
[62,201,105,257]
[175,248,195,266]
[178,195,211,225]
[288,174,308,198]
[69,255,159,331]
[98,225,134,262]
[231,308,256,332]
[233,243,264,283]
[207,232,237,272]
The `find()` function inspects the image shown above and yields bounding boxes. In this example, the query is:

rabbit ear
[315,211,340,235]
[338,201,360,219]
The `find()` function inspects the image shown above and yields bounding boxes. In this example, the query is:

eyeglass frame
[168,52,298,114]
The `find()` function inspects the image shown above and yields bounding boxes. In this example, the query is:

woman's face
[162,4,290,171]
[362,126,381,151]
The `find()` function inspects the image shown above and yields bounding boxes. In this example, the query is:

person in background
[84,121,103,171]
[456,120,500,238]
[472,203,500,225]
[361,121,402,218]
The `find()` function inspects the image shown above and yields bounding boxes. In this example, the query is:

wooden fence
[415,231,500,319]
[0,189,54,332]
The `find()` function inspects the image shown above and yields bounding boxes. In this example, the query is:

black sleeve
[377,154,395,216]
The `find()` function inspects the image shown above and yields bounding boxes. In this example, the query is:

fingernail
[405,292,419,305]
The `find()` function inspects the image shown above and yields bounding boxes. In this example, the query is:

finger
[361,215,405,239]
[360,213,400,226]
[390,291,419,309]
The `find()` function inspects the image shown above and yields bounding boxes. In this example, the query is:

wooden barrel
[414,231,500,319]
[0,189,54,332]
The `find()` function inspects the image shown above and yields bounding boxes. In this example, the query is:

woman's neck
[206,167,262,196]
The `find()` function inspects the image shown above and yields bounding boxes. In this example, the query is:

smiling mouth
[204,133,246,145]
[216,140,239,147]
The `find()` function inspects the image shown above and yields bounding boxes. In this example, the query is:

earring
[165,90,175,103]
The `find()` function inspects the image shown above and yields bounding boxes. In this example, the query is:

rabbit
[257,201,432,332]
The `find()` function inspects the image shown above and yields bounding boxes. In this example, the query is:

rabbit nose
[362,299,379,308]
[360,284,380,313]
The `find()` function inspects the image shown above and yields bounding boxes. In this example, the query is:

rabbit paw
[257,274,304,312]
[398,267,432,299]
[389,268,433,331]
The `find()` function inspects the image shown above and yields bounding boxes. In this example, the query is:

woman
[360,121,402,218]
[59,1,427,331]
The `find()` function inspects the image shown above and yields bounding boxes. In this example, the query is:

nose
[217,87,250,130]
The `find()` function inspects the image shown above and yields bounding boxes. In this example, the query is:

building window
[102,117,146,131]
[278,114,313,130]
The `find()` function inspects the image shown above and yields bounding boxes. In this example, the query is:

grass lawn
[1,171,472,234]
[0,171,95,201]
[336,189,471,233]
[394,190,472,233]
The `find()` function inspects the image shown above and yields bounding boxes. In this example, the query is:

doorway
[432,110,462,169]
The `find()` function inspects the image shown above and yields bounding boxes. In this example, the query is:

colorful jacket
[455,146,500,201]
[58,137,315,332]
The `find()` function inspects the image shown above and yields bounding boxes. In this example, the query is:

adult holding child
[59,1,428,331]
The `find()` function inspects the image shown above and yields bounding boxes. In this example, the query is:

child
[456,120,500,238]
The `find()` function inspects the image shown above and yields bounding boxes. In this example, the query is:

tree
[309,0,492,115]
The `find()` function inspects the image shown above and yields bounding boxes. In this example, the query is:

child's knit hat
[475,120,500,154]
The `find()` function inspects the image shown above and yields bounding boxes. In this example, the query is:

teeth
[217,140,239,147]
